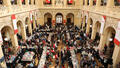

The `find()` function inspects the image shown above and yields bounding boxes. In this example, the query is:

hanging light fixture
[109,38,113,41]
[90,25,92,27]
[4,38,8,41]
[25,25,28,27]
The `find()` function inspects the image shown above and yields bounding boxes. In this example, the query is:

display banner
[0,32,3,44]
[11,14,18,34]
[46,0,50,3]
[68,0,73,4]
[100,16,106,34]
[85,11,89,24]
[114,21,120,46]
[30,11,33,23]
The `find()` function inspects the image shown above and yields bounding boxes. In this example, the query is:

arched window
[93,0,96,5]
[11,0,17,5]
[115,0,120,6]
[29,0,31,4]
[101,0,107,6]
[87,0,89,5]
[0,0,3,4]
[83,0,85,5]
[34,0,35,5]
[22,0,25,5]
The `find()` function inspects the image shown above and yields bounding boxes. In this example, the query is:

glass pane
[101,0,107,6]
[22,0,25,5]
[93,0,96,5]
[0,0,3,4]
[115,0,120,6]
[11,0,17,5]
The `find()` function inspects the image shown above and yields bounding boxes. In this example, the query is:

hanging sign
[63,19,66,24]
[114,21,120,46]
[46,0,51,3]
[68,0,73,4]
[11,14,18,34]
[100,16,106,34]
[85,11,89,24]
[0,32,3,44]
[30,11,33,23]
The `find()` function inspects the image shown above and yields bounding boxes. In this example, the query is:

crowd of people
[1,23,114,68]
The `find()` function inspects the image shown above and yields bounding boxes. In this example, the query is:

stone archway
[82,16,87,32]
[1,26,18,67]
[103,27,116,58]
[86,18,93,38]
[44,13,52,28]
[17,21,26,40]
[55,13,63,25]
[25,17,32,37]
[66,13,74,25]
[91,21,101,40]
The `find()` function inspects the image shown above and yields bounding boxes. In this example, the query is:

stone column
[82,17,86,29]
[86,18,90,34]
[96,0,101,10]
[17,0,22,10]
[21,25,27,40]
[31,0,34,5]
[52,0,55,7]
[89,0,93,6]
[64,0,67,7]
[3,0,11,12]
[11,34,18,53]
[80,0,83,6]
[28,19,32,35]
[33,16,36,29]
[0,45,7,68]
[63,14,67,25]
[91,23,96,40]
[107,0,114,8]
[79,18,82,28]
[75,0,81,7]
[52,14,55,27]
[112,45,120,67]
[26,0,29,5]
[74,16,80,26]
[85,0,88,6]
[98,34,106,50]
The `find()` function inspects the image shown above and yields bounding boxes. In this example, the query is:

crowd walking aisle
[38,46,47,68]
[67,30,79,68]
[70,48,79,68]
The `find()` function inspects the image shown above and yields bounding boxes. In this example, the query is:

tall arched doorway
[55,13,63,25]
[104,27,116,58]
[1,26,16,67]
[17,21,26,40]
[82,16,87,32]
[44,13,52,28]
[92,21,101,41]
[25,17,32,37]
[66,13,74,25]
[86,18,93,38]
[31,15,34,30]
